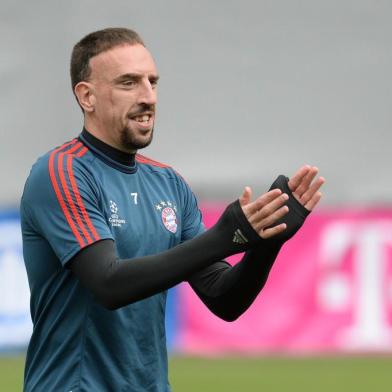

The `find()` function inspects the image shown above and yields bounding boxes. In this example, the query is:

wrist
[265,175,310,244]
[213,199,262,252]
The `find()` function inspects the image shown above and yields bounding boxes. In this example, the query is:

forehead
[89,44,157,80]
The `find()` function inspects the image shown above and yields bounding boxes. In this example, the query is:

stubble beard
[119,125,154,152]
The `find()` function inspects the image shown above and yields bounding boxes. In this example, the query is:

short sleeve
[176,174,206,242]
[22,149,113,266]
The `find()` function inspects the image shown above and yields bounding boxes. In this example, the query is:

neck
[81,127,136,166]
[84,117,136,154]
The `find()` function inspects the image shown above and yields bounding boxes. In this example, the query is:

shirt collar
[79,128,138,174]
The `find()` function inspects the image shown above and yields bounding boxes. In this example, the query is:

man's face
[88,44,159,152]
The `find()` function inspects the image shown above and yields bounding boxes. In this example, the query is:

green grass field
[2,355,392,391]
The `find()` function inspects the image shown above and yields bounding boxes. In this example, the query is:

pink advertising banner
[179,205,392,354]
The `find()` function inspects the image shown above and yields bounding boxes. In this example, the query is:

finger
[305,191,322,211]
[254,205,289,232]
[288,165,311,192]
[246,189,282,215]
[256,192,289,220]
[294,166,319,198]
[239,186,252,207]
[299,176,325,205]
[260,223,287,239]
[247,191,288,225]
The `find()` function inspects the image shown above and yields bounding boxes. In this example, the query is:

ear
[74,81,96,113]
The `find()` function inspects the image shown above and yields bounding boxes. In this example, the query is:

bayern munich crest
[155,201,178,234]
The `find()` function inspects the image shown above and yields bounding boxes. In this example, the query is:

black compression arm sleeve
[268,175,310,243]
[69,200,262,310]
[189,243,281,321]
[187,175,310,321]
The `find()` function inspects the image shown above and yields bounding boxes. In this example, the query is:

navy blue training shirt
[21,130,204,391]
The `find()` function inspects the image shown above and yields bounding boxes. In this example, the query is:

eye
[150,78,159,88]
[122,80,136,87]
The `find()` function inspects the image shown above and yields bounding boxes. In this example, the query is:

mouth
[128,112,154,130]
[131,113,152,123]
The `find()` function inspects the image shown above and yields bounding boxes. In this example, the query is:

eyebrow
[113,73,160,83]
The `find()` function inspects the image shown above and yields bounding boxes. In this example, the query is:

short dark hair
[70,27,145,92]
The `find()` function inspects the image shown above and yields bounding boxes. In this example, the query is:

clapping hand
[239,165,325,240]
[288,165,325,211]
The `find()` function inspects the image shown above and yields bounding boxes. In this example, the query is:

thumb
[239,186,252,207]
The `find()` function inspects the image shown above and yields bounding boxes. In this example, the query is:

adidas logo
[232,229,248,244]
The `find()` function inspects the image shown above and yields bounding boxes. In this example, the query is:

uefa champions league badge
[108,200,126,227]
[155,201,178,233]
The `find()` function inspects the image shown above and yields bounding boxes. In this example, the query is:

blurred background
[1,0,392,390]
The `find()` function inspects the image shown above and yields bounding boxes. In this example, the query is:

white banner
[0,215,32,350]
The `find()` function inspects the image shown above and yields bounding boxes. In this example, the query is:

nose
[138,79,157,106]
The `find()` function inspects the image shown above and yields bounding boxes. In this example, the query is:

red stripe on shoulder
[66,150,100,242]
[136,154,170,168]
[58,142,94,245]
[48,139,86,248]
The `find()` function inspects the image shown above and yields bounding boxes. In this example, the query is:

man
[21,28,324,391]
